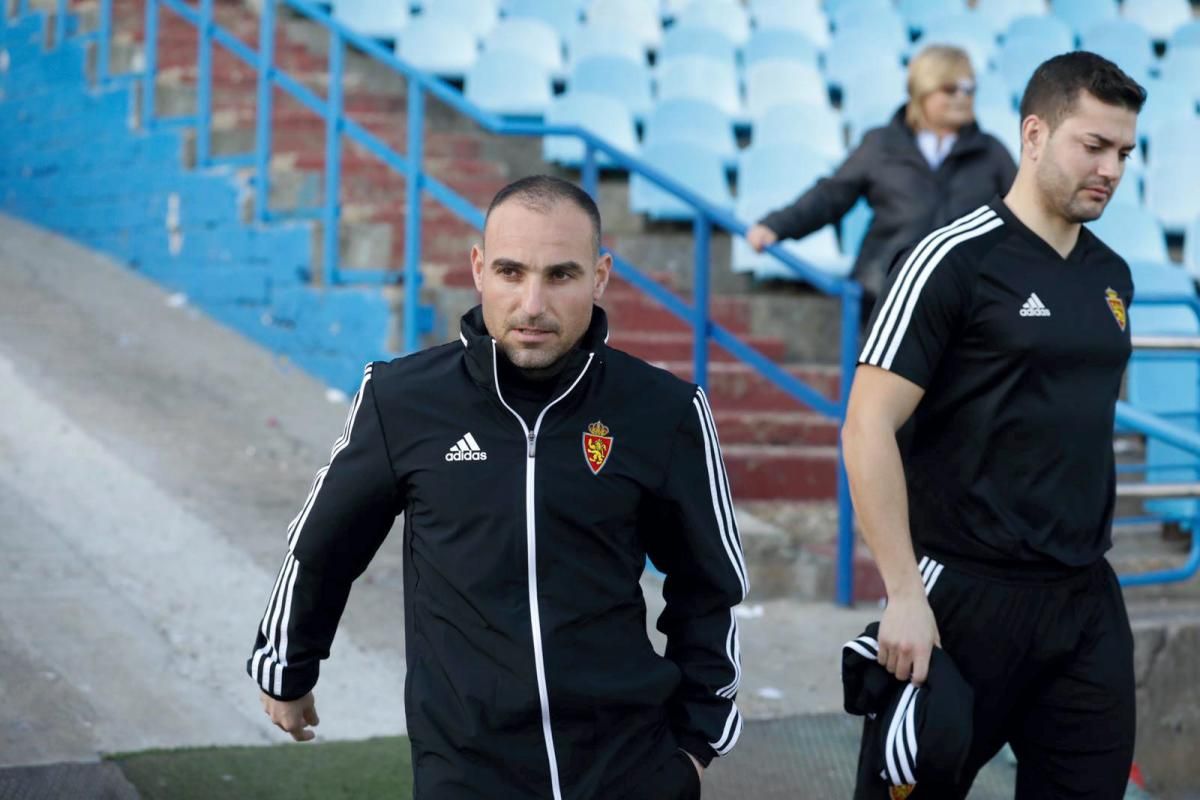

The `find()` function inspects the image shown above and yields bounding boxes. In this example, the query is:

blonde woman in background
[747,45,1017,304]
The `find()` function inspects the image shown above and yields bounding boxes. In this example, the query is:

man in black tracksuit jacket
[248,176,747,799]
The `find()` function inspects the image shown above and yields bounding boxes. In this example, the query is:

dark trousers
[855,556,1136,799]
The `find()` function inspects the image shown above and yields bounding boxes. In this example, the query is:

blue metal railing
[9,0,1198,598]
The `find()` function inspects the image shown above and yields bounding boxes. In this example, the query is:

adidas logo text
[445,432,487,462]
[1019,292,1051,317]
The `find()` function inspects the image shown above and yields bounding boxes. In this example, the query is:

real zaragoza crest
[582,420,613,475]
[1105,287,1127,332]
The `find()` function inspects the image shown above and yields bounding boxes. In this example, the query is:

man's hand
[260,690,319,742]
[682,750,704,781]
[877,584,941,685]
[746,224,778,253]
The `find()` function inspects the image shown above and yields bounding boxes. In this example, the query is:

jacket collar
[459,304,609,396]
[884,104,988,162]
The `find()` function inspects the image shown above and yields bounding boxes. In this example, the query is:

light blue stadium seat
[502,0,581,40]
[840,197,873,259]
[913,14,998,74]
[1186,216,1200,279]
[1130,260,1196,294]
[643,98,737,163]
[1138,79,1198,149]
[568,55,653,118]
[996,15,1075,99]
[658,25,738,69]
[629,141,734,220]
[656,55,744,118]
[1146,159,1200,234]
[1122,0,1193,41]
[825,30,906,91]
[333,0,410,39]
[973,0,1047,37]
[464,51,552,115]
[840,64,907,143]
[974,69,1015,110]
[396,18,479,76]
[832,9,910,54]
[1050,0,1117,35]
[660,0,691,18]
[586,0,663,50]
[1169,20,1200,51]
[422,0,500,39]
[542,92,639,167]
[743,29,822,70]
[752,102,846,164]
[483,18,564,74]
[975,103,1021,161]
[1127,300,1200,527]
[1146,117,1200,167]
[827,0,895,33]
[675,0,751,47]
[566,26,644,66]
[745,59,829,120]
[1087,204,1169,262]
[897,0,965,34]
[749,0,831,47]
[1080,19,1155,83]
[1158,48,1200,101]
[1108,165,1143,209]
[733,143,851,279]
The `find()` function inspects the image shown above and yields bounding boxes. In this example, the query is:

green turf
[109,736,413,800]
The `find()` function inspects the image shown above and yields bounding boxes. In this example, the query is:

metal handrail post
[54,0,65,48]
[835,285,862,606]
[142,0,158,129]
[98,0,111,82]
[322,28,343,285]
[253,0,275,223]
[195,0,213,166]
[692,215,711,391]
[403,82,425,354]
[582,143,598,201]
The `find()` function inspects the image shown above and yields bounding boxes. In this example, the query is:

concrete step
[607,331,788,363]
[712,409,839,447]
[655,360,841,412]
[723,444,838,501]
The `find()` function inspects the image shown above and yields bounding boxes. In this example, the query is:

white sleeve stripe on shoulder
[861,205,995,366]
[880,216,1005,370]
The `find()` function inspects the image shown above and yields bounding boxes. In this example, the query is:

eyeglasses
[938,81,977,97]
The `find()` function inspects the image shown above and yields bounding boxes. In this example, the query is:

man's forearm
[842,419,925,598]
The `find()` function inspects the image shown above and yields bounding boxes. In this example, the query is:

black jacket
[759,106,1017,295]
[247,306,748,799]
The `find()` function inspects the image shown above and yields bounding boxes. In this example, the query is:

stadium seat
[1146,158,1200,234]
[483,18,564,74]
[840,64,907,143]
[973,0,1047,37]
[996,16,1075,99]
[333,0,409,39]
[1087,204,1169,262]
[566,26,644,66]
[421,0,500,39]
[840,197,873,259]
[827,0,895,34]
[743,29,822,70]
[825,30,906,92]
[1129,260,1196,294]
[1146,117,1200,167]
[660,0,691,18]
[542,92,639,167]
[975,103,1021,161]
[1158,48,1200,101]
[913,14,998,74]
[832,8,910,54]
[658,25,738,69]
[585,0,663,50]
[744,59,829,120]
[1079,19,1155,83]
[752,102,846,164]
[974,70,1015,110]
[748,0,831,47]
[1109,167,1142,209]
[733,143,851,279]
[1169,20,1200,51]
[1121,0,1193,42]
[897,0,966,34]
[656,55,744,118]
[464,51,552,115]
[629,140,734,220]
[643,98,738,163]
[501,0,581,41]
[675,0,751,47]
[1050,0,1117,35]
[567,55,653,118]
[396,18,479,76]
[1137,79,1198,150]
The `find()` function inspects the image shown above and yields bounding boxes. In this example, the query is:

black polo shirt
[860,198,1134,574]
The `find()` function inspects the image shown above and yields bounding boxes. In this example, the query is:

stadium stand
[482,18,564,76]
[642,98,738,163]
[542,92,639,167]
[395,17,478,77]
[332,0,410,38]
[1080,19,1156,83]
[464,51,553,116]
[629,140,734,220]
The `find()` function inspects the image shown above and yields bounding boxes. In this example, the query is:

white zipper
[490,341,595,800]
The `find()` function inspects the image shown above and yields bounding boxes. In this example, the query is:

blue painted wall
[0,12,398,394]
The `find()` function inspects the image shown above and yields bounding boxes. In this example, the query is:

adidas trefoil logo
[1019,292,1051,317]
[445,432,488,462]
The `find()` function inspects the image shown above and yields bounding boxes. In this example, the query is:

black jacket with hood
[759,105,1017,295]
[247,306,748,799]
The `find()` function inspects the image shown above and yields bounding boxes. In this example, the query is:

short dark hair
[1019,51,1146,131]
[485,175,602,255]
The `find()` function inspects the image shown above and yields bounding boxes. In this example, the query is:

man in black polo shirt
[842,52,1146,799]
